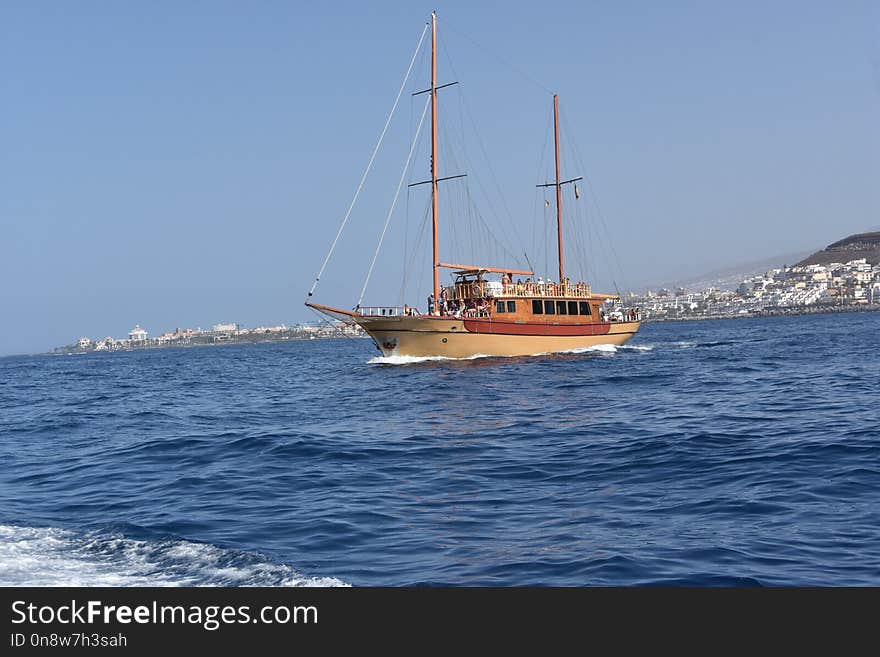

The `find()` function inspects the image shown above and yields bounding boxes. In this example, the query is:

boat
[306,12,640,358]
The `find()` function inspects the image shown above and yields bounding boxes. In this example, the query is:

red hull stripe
[462,319,613,336]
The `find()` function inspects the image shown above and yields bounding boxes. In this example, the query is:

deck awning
[439,262,534,276]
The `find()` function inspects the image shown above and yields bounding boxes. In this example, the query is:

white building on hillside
[129,325,148,342]
[212,323,238,333]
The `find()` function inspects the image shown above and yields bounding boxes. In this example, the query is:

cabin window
[532,299,543,314]
[495,300,506,313]
[568,301,578,315]
[544,300,555,314]
[507,300,516,313]
[556,300,567,315]
[579,301,592,316]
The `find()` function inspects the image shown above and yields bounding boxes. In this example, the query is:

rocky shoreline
[645,303,880,323]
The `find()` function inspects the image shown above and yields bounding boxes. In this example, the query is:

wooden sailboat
[307,12,640,358]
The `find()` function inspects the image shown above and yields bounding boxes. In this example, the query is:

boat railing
[443,282,593,300]
[603,309,642,322]
[358,306,420,317]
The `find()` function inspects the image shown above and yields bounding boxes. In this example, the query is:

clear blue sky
[2,1,877,355]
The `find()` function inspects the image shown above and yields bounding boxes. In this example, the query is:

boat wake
[558,343,653,354]
[0,524,349,587]
[552,343,619,355]
[367,343,653,365]
[368,353,494,365]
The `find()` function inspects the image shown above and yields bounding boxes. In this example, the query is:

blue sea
[2,312,878,586]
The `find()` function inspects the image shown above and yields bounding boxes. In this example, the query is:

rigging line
[466,181,475,264]
[438,39,528,264]
[414,204,430,306]
[400,184,410,305]
[359,95,431,307]
[531,108,552,275]
[574,187,591,282]
[458,86,528,259]
[307,22,429,300]
[560,109,607,286]
[443,18,554,96]
[404,198,432,290]
[306,306,358,341]
[560,107,629,290]
[468,200,523,266]
[441,47,538,270]
[561,142,587,282]
[544,189,551,279]
[402,198,431,305]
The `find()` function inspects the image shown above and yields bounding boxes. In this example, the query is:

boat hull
[355,316,640,358]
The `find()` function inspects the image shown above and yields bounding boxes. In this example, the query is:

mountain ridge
[638,230,880,293]
[795,232,880,267]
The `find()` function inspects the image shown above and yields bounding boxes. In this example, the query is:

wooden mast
[431,11,440,307]
[538,96,580,283]
[553,94,564,283]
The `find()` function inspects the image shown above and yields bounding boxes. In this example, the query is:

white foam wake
[0,524,349,587]
[367,342,648,364]
[368,353,494,365]
[549,343,621,355]
[556,343,654,354]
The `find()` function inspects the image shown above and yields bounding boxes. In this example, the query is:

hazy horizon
[2,1,878,355]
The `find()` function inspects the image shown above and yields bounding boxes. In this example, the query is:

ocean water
[1,312,878,586]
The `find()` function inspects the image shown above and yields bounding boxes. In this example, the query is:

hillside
[644,250,810,293]
[796,232,880,267]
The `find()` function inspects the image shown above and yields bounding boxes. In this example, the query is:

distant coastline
[52,322,365,355]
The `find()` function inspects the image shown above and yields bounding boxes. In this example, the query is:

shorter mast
[537,95,582,286]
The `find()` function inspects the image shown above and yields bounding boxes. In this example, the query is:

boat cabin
[434,267,633,323]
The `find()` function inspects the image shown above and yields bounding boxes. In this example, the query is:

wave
[0,524,348,587]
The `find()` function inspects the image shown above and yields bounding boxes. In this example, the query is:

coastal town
[630,256,880,321]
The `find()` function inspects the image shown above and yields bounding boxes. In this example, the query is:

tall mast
[553,94,564,283]
[431,11,440,305]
